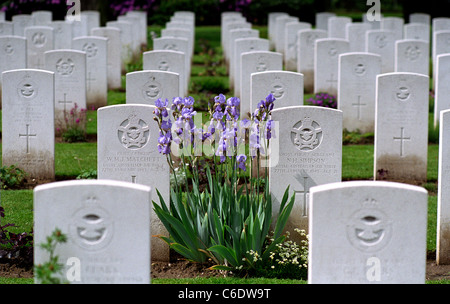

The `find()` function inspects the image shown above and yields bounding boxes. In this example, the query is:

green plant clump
[0,165,28,190]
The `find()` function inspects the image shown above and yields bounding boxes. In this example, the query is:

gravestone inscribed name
[143,50,185,97]
[34,179,152,284]
[97,104,170,262]
[338,52,381,134]
[269,106,342,245]
[308,181,428,284]
[438,109,450,265]
[314,38,349,96]
[44,49,86,132]
[126,70,179,105]
[297,29,327,93]
[374,72,429,182]
[2,69,55,181]
[72,36,108,109]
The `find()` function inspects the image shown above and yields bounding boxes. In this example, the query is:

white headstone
[315,12,336,31]
[44,49,87,133]
[2,69,55,181]
[34,179,152,284]
[432,30,450,88]
[338,52,381,134]
[240,51,282,118]
[284,21,312,71]
[91,27,122,90]
[434,54,450,127]
[275,15,298,54]
[0,36,27,107]
[72,36,108,109]
[32,10,52,26]
[25,26,54,69]
[432,17,450,33]
[314,38,350,96]
[12,14,33,36]
[51,21,73,50]
[346,22,372,52]
[297,29,327,93]
[117,15,141,58]
[161,28,193,57]
[404,23,430,41]
[438,109,450,265]
[308,181,428,284]
[97,104,170,262]
[374,72,429,182]
[381,16,404,41]
[80,11,100,36]
[366,30,395,73]
[223,21,251,61]
[409,13,430,24]
[268,12,288,50]
[126,10,148,48]
[250,71,304,114]
[143,50,186,97]
[126,70,179,105]
[0,21,13,36]
[395,39,429,76]
[328,16,352,39]
[233,37,269,96]
[106,21,134,71]
[269,105,343,244]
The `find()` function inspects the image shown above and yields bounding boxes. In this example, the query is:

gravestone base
[375,155,427,184]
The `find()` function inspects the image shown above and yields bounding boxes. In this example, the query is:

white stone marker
[161,28,193,57]
[0,21,13,36]
[2,69,55,182]
[143,50,186,97]
[395,39,429,76]
[438,109,450,265]
[366,30,395,73]
[409,13,430,24]
[106,20,134,71]
[338,52,381,134]
[240,51,282,118]
[308,181,428,284]
[328,16,352,39]
[25,26,54,69]
[315,12,336,31]
[91,27,122,90]
[32,10,52,26]
[268,12,288,50]
[12,14,33,36]
[72,36,108,109]
[432,17,450,33]
[97,104,170,262]
[434,54,450,127]
[284,21,312,71]
[380,16,404,41]
[346,22,372,52]
[297,29,328,93]
[80,11,100,36]
[374,72,429,182]
[0,36,26,107]
[51,21,73,50]
[432,30,450,88]
[126,10,148,48]
[250,71,303,114]
[34,179,152,284]
[233,37,269,96]
[314,38,349,96]
[126,70,179,105]
[404,23,430,42]
[44,49,87,133]
[275,16,298,54]
[269,106,342,245]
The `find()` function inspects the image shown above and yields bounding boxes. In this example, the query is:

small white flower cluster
[269,229,308,269]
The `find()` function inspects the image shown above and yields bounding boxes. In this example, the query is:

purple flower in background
[236,154,247,171]
[154,98,169,118]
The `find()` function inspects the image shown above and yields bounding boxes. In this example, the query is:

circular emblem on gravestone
[118,114,150,150]
[17,79,37,99]
[354,63,366,76]
[269,81,285,99]
[256,58,267,72]
[82,42,98,58]
[395,86,410,101]
[375,34,387,48]
[328,47,337,57]
[306,33,318,46]
[142,78,163,100]
[4,44,13,55]
[56,58,74,76]
[405,45,421,61]
[164,43,177,51]
[291,117,323,151]
[70,205,113,251]
[158,60,169,71]
[32,32,47,47]
[346,208,392,252]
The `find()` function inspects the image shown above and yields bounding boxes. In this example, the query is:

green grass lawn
[0,25,448,284]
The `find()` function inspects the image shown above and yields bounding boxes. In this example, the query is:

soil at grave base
[2,251,450,282]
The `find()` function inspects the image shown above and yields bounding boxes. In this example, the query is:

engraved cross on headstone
[326,73,337,84]
[295,176,312,217]
[19,124,37,154]
[352,95,367,120]
[393,127,411,157]
[58,93,73,113]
